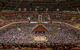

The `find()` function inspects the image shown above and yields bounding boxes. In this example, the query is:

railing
[0,21,29,30]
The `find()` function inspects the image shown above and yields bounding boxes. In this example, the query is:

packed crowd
[0,22,80,47]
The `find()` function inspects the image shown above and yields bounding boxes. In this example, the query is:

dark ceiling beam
[0,0,79,10]
[0,0,13,10]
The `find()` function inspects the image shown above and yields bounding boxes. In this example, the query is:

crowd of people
[0,11,80,50]
[0,22,79,50]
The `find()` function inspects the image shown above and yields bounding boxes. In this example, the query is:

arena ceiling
[0,0,80,11]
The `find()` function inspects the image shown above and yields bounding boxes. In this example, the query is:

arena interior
[0,0,80,50]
